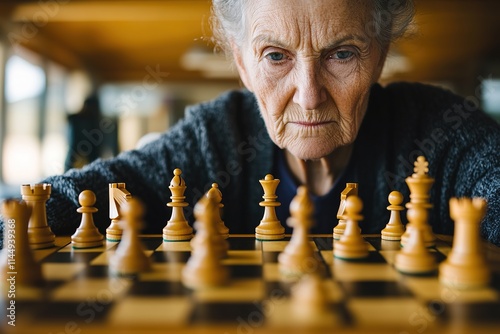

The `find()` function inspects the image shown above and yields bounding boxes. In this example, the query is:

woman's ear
[231,41,253,91]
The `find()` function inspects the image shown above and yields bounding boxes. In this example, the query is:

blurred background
[0,0,499,199]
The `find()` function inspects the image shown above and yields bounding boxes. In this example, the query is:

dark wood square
[151,250,191,263]
[190,302,264,324]
[314,237,334,251]
[228,237,262,250]
[42,251,101,264]
[128,281,188,296]
[228,265,262,278]
[340,280,413,297]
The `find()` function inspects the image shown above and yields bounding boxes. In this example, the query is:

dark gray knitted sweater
[2,82,500,246]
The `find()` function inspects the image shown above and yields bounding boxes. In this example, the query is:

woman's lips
[291,121,334,126]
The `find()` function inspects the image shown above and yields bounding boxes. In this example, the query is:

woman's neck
[285,145,353,196]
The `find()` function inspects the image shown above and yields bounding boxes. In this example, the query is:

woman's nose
[292,63,327,110]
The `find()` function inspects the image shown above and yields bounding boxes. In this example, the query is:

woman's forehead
[245,0,370,20]
[245,0,372,47]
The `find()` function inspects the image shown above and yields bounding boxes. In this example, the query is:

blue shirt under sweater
[273,147,354,234]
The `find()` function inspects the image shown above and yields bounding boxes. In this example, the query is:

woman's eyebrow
[251,33,369,50]
[322,34,370,49]
[251,34,289,49]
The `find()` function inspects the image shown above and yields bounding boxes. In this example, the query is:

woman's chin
[286,143,336,161]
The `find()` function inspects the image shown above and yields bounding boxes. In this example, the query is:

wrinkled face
[233,0,387,160]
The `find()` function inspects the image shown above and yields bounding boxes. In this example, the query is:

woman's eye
[333,50,354,60]
[266,52,286,62]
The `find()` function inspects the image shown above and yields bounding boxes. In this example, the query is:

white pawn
[110,198,151,275]
[278,186,320,279]
[291,274,339,326]
[394,206,436,275]
[334,196,369,260]
[71,190,104,248]
[206,183,229,239]
[182,196,229,289]
[190,191,228,259]
[381,191,405,241]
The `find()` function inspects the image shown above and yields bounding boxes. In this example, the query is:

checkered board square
[2,235,499,334]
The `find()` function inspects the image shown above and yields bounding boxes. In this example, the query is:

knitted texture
[1,83,499,246]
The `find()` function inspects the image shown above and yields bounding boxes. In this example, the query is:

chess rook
[333,183,358,239]
[439,198,490,289]
[278,186,320,279]
[381,191,406,241]
[255,174,285,240]
[21,183,55,249]
[206,183,229,239]
[163,168,193,241]
[107,183,132,241]
[110,198,151,275]
[334,195,369,260]
[401,156,436,247]
[71,190,104,248]
[0,199,44,287]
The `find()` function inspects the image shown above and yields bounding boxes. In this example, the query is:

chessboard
[2,234,500,334]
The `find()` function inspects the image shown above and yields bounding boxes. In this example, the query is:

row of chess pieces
[330,156,491,290]
[0,186,350,328]
[0,157,492,291]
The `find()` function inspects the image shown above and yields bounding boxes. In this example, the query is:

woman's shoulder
[176,89,264,141]
[369,81,500,156]
[148,88,264,151]
[378,81,465,109]
[376,81,497,128]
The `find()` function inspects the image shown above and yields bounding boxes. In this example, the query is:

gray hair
[211,0,415,55]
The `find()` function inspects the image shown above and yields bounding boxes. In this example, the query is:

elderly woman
[6,0,500,245]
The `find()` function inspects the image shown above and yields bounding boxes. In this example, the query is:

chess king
[1,0,499,248]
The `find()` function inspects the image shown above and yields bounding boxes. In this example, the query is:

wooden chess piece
[333,183,358,239]
[71,190,104,248]
[278,186,320,279]
[334,195,369,260]
[401,156,436,247]
[21,183,55,249]
[439,197,490,289]
[255,174,285,240]
[107,183,132,241]
[190,193,228,259]
[163,168,193,241]
[291,274,338,326]
[0,199,44,286]
[394,205,437,275]
[381,191,406,241]
[182,196,229,289]
[206,183,229,239]
[110,198,151,275]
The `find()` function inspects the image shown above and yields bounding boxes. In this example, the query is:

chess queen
[16,0,500,248]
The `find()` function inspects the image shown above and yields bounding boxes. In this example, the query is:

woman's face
[233,0,387,160]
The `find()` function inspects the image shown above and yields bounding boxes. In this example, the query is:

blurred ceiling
[0,0,499,85]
